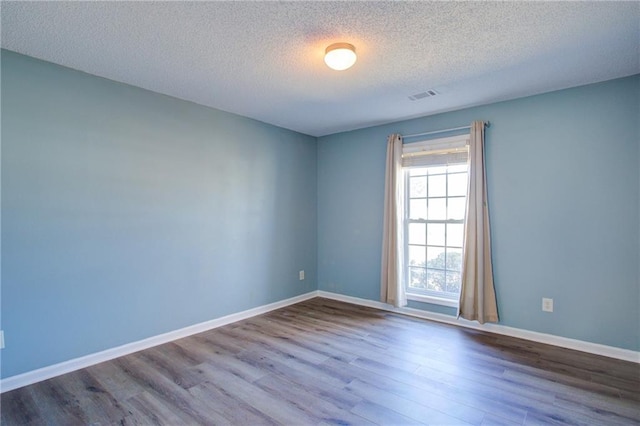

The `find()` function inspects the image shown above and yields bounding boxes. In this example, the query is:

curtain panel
[380,134,407,307]
[458,121,499,323]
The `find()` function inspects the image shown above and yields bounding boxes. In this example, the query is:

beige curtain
[381,134,407,307]
[459,121,499,323]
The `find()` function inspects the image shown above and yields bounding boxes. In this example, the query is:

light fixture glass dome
[324,43,357,71]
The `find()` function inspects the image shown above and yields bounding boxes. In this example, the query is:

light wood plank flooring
[1,297,639,425]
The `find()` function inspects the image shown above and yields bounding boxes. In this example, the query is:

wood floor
[1,298,639,425]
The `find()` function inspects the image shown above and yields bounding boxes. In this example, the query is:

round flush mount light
[324,43,357,71]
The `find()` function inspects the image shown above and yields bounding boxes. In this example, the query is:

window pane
[405,161,469,300]
[427,269,445,291]
[408,223,426,245]
[446,248,462,271]
[409,199,427,219]
[409,267,426,290]
[427,223,445,246]
[447,197,466,220]
[447,223,464,248]
[428,175,446,197]
[408,245,426,267]
[428,198,446,220]
[410,176,427,198]
[426,246,445,269]
[446,272,461,294]
[448,173,467,197]
[447,164,468,173]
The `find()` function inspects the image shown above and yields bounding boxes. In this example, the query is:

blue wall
[318,75,640,351]
[1,49,638,381]
[1,50,318,378]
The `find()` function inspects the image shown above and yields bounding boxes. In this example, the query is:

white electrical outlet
[299,270,305,280]
[0,330,5,349]
[542,298,554,312]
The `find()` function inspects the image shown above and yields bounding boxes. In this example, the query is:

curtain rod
[403,121,490,139]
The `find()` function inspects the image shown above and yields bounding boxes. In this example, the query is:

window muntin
[405,165,468,301]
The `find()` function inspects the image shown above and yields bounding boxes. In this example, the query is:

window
[401,135,469,307]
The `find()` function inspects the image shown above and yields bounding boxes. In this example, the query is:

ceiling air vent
[409,89,439,101]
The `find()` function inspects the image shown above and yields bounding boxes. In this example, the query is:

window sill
[406,293,459,308]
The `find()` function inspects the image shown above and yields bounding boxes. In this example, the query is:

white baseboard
[3,289,637,393]
[317,290,640,364]
[0,291,317,393]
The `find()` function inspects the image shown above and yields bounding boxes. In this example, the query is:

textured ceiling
[2,1,639,137]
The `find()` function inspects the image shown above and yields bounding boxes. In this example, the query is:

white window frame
[401,134,470,308]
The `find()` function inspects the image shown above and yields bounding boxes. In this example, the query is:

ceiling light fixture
[324,43,357,71]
